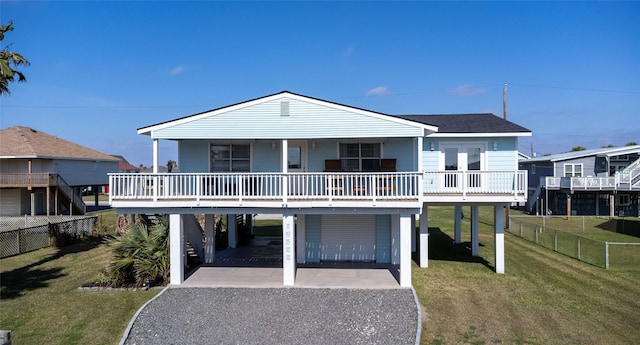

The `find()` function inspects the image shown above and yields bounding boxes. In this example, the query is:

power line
[507,83,640,94]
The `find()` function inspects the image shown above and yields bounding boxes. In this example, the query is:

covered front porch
[163,208,418,288]
[181,232,401,288]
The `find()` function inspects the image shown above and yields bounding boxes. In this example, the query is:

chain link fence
[0,216,97,258]
[508,216,640,270]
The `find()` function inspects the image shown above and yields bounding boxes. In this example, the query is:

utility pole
[503,84,510,229]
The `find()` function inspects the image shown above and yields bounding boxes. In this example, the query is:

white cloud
[449,84,486,96]
[170,65,185,75]
[344,42,356,57]
[366,86,389,97]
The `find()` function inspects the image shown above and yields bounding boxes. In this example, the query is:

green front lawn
[416,206,640,345]
[0,237,159,345]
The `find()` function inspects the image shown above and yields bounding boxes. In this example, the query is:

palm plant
[1,21,30,95]
[107,217,170,287]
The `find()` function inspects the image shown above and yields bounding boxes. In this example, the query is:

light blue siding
[375,215,391,264]
[487,138,518,170]
[305,215,321,263]
[153,98,424,140]
[381,138,415,171]
[252,141,280,172]
[178,141,209,173]
[421,137,519,171]
[179,140,280,173]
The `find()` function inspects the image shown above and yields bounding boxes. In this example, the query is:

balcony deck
[545,172,640,192]
[109,171,527,209]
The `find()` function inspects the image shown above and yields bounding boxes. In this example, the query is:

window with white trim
[339,143,381,171]
[210,144,250,172]
[564,163,583,177]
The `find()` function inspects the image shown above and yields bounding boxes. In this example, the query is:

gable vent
[280,100,290,116]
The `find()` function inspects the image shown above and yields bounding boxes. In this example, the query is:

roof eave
[428,132,532,138]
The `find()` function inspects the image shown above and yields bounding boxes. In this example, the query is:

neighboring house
[113,155,141,173]
[140,166,179,173]
[0,126,119,216]
[519,145,640,217]
[109,91,531,287]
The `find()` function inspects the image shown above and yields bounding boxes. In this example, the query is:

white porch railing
[422,171,527,197]
[571,177,616,190]
[545,174,638,191]
[616,168,640,189]
[109,171,526,204]
[109,172,422,202]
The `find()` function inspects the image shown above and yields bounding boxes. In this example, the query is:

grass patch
[509,215,640,242]
[415,206,640,345]
[0,237,159,345]
[82,193,110,203]
[90,209,119,236]
[252,218,283,236]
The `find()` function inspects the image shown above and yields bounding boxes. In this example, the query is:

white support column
[399,214,412,287]
[419,204,429,268]
[494,205,505,274]
[391,214,400,264]
[169,214,184,285]
[283,213,296,286]
[454,205,462,244]
[416,137,424,172]
[152,139,159,173]
[609,194,615,219]
[228,214,237,248]
[471,205,479,257]
[411,214,416,252]
[204,214,215,264]
[282,139,288,200]
[296,215,306,264]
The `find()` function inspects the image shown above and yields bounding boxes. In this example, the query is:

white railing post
[605,241,609,269]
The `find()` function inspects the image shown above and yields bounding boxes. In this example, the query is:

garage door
[0,189,20,216]
[320,214,376,262]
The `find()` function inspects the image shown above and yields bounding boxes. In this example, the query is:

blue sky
[1,1,639,167]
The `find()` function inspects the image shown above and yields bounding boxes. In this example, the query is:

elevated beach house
[519,145,640,217]
[109,91,531,287]
[0,126,119,216]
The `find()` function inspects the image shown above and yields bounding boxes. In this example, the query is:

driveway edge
[118,286,170,345]
[411,287,422,345]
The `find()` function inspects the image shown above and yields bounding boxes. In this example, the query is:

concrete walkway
[182,235,401,289]
[182,266,400,289]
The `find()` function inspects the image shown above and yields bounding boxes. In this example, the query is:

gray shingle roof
[396,113,531,133]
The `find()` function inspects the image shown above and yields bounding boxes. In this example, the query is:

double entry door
[442,144,485,190]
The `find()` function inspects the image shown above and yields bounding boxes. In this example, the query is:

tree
[626,142,638,146]
[167,160,176,172]
[570,146,587,152]
[0,21,30,95]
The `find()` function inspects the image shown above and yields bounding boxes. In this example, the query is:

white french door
[441,144,485,191]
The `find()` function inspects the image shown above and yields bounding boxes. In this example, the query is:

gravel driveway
[123,287,419,345]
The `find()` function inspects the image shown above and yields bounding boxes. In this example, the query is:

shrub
[107,217,169,287]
